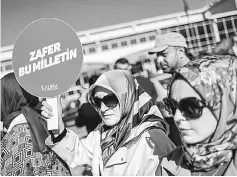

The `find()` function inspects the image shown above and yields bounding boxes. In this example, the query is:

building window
[102,45,109,51]
[226,20,233,30]
[220,33,227,40]
[197,26,204,35]
[83,42,97,54]
[228,32,235,37]
[121,41,128,47]
[149,35,156,40]
[140,37,146,43]
[112,43,118,48]
[89,47,96,53]
[6,65,13,71]
[207,24,212,33]
[217,16,237,40]
[218,21,225,31]
[131,39,137,45]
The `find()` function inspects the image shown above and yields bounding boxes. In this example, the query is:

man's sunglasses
[163,97,208,119]
[90,94,119,109]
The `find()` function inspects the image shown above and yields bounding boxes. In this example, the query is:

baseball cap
[148,32,187,54]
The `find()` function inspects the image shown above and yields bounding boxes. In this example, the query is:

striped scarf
[88,70,167,166]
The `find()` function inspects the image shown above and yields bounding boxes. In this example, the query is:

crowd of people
[1,31,237,176]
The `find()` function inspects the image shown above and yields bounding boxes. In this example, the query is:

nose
[100,102,109,112]
[173,109,185,125]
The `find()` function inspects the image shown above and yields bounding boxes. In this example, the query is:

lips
[179,128,191,134]
[103,114,112,117]
[160,64,169,69]
[178,126,190,131]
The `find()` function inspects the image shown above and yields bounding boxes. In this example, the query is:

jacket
[46,122,175,175]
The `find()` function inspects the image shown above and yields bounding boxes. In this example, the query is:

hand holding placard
[12,18,83,131]
[46,97,60,130]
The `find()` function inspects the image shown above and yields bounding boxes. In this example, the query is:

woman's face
[93,86,121,126]
[170,79,217,144]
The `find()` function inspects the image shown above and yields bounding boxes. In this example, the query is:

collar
[104,147,127,167]
[160,146,191,176]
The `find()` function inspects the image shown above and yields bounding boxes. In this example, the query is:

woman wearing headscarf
[157,55,237,175]
[1,73,71,176]
[42,70,175,175]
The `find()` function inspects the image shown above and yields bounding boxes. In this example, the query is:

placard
[12,18,83,130]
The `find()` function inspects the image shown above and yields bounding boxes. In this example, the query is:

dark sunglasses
[91,94,119,109]
[163,97,208,119]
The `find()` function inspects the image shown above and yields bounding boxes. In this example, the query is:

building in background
[1,0,237,110]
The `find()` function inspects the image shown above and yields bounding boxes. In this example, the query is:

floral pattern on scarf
[88,70,167,166]
[169,55,237,172]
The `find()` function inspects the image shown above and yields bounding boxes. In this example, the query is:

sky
[1,0,212,47]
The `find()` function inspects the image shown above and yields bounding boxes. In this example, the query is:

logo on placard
[41,84,58,91]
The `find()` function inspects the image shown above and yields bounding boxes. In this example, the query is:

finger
[42,101,53,112]
[41,110,51,119]
[41,106,54,117]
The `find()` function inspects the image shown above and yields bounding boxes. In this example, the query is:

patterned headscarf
[88,70,167,166]
[169,55,237,173]
[1,73,49,152]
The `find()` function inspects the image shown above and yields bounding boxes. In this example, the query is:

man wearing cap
[148,32,191,74]
[148,32,191,146]
[148,32,191,102]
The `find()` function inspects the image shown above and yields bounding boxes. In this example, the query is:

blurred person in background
[41,70,175,175]
[213,35,237,56]
[148,32,191,74]
[148,32,192,110]
[141,58,158,78]
[76,74,102,134]
[114,58,158,101]
[148,32,192,146]
[157,55,237,176]
[1,73,71,176]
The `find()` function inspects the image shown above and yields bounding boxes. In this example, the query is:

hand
[79,88,89,105]
[41,100,65,135]
[41,101,54,119]
[150,78,167,102]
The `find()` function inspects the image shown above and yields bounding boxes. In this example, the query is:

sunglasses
[91,94,119,109]
[163,97,208,119]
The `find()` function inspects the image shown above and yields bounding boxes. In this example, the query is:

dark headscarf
[88,70,167,165]
[1,72,49,152]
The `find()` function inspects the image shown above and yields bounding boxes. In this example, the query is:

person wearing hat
[149,32,192,146]
[148,32,191,74]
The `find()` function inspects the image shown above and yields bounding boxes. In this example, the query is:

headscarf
[1,73,49,152]
[88,70,167,166]
[168,55,237,174]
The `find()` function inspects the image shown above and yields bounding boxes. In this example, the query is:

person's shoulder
[156,146,189,176]
[135,75,156,91]
[135,75,150,82]
[148,128,175,148]
[165,145,183,160]
[148,128,176,159]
